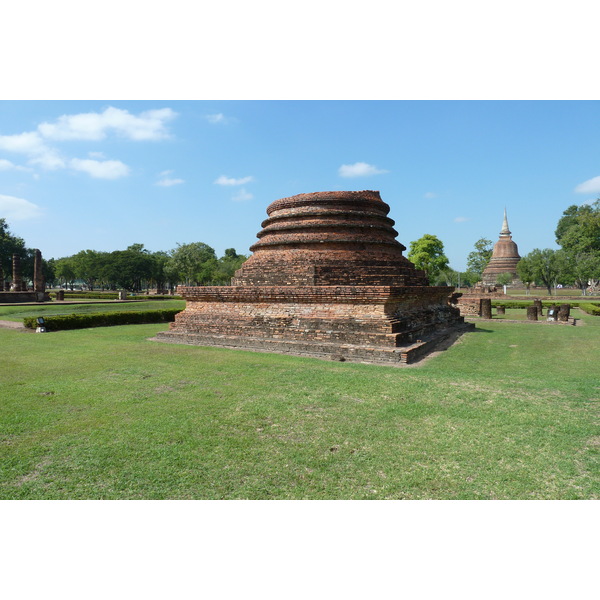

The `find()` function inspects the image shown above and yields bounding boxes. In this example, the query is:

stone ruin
[155,190,473,364]
[0,250,50,303]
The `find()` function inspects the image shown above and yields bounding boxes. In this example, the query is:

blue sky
[1,100,599,271]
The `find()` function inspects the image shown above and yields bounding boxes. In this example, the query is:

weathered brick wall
[164,285,464,351]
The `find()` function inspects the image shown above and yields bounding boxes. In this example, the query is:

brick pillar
[558,304,570,322]
[56,289,64,301]
[33,249,45,292]
[548,305,559,321]
[533,299,543,317]
[480,298,492,319]
[526,306,538,320]
[496,306,506,315]
[12,254,24,291]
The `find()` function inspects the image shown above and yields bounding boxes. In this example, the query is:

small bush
[23,309,180,331]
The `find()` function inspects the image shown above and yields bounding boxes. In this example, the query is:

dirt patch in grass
[17,457,52,486]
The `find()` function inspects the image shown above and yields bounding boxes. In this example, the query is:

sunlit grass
[1,310,598,499]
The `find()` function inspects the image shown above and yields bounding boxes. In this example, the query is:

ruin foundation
[155,191,473,364]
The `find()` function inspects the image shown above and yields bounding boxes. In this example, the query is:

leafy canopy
[407,234,449,283]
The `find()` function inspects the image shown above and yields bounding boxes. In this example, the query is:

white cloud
[69,158,130,179]
[0,131,64,170]
[0,194,43,220]
[38,107,177,141]
[214,175,254,186]
[205,113,228,124]
[0,158,28,171]
[338,162,388,177]
[232,188,253,202]
[156,177,184,187]
[454,216,469,223]
[574,175,600,194]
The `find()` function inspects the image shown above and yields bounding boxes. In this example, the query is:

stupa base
[152,285,473,365]
[153,323,473,365]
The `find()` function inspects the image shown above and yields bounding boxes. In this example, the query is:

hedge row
[491,300,581,309]
[490,299,600,314]
[51,292,119,300]
[23,309,180,331]
[578,302,600,316]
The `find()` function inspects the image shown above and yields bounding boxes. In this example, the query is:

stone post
[56,289,65,301]
[547,305,559,321]
[33,249,45,292]
[12,254,24,291]
[118,290,127,300]
[496,306,506,315]
[480,298,492,319]
[533,299,543,317]
[558,304,571,322]
[526,306,538,320]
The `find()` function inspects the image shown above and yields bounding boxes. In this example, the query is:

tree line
[0,221,247,292]
[51,243,247,292]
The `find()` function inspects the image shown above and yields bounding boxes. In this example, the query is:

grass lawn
[1,308,598,499]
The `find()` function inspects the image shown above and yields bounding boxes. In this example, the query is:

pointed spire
[500,207,511,236]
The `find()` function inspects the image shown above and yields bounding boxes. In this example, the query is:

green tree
[0,218,27,285]
[496,272,513,286]
[407,234,449,284]
[564,251,600,295]
[466,238,493,279]
[169,242,217,285]
[516,255,535,295]
[212,249,247,285]
[71,249,106,291]
[102,244,156,292]
[555,199,600,254]
[526,248,568,295]
[54,257,78,289]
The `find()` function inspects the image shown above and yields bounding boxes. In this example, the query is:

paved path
[0,320,29,330]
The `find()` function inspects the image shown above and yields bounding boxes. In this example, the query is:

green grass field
[1,304,598,499]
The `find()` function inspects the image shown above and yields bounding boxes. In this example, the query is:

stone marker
[558,304,570,322]
[118,291,127,300]
[533,299,543,317]
[56,289,64,301]
[480,298,492,319]
[526,306,538,320]
[496,305,506,315]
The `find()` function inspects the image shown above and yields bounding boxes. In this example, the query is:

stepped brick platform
[155,190,472,364]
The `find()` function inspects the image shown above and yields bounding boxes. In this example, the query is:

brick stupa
[481,209,521,285]
[155,190,471,364]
